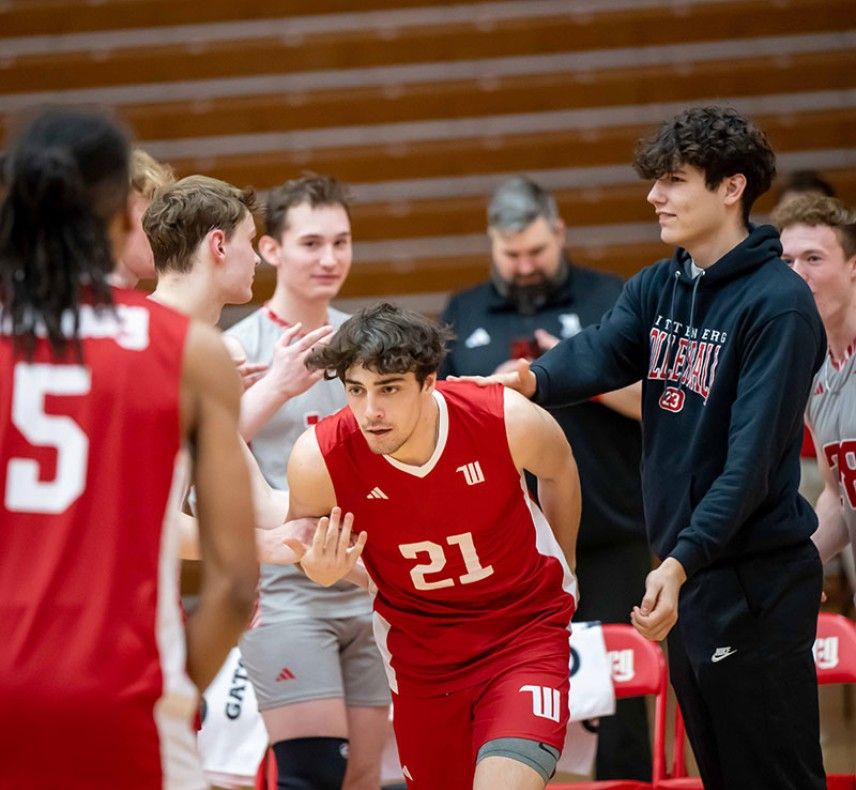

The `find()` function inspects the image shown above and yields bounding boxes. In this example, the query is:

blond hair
[130,148,174,200]
[772,194,856,259]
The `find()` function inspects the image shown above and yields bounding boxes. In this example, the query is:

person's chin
[659,226,685,246]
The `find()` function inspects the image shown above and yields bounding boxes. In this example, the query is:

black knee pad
[272,736,348,790]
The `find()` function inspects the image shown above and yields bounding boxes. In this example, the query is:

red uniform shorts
[391,647,570,788]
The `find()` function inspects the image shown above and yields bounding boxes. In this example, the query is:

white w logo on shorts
[519,685,561,722]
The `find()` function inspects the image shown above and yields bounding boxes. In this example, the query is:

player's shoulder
[183,322,241,400]
[313,402,360,451]
[113,285,184,325]
[436,378,504,417]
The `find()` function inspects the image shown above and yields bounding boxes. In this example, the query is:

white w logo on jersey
[519,685,561,722]
[456,461,485,486]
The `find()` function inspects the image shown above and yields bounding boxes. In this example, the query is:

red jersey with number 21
[315,380,577,696]
[0,288,200,790]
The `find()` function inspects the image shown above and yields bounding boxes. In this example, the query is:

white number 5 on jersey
[5,363,90,514]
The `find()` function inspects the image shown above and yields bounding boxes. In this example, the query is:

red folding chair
[662,612,856,790]
[814,613,856,790]
[549,623,668,790]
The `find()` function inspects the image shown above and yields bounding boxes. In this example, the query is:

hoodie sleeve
[530,271,649,406]
[669,309,825,577]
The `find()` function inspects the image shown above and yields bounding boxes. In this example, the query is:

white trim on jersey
[154,448,207,789]
[519,475,579,605]
[382,390,449,478]
[372,610,398,695]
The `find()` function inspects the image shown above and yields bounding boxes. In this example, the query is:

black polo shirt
[439,263,644,548]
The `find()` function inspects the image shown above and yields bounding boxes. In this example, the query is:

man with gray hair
[439,176,651,781]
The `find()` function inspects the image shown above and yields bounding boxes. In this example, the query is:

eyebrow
[296,231,351,241]
[344,376,405,386]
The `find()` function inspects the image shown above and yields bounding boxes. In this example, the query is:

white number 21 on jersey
[399,532,494,591]
[5,363,91,514]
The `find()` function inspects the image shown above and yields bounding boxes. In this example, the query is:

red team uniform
[0,289,204,789]
[315,380,577,787]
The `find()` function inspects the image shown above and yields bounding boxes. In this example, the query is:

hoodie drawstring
[664,268,704,396]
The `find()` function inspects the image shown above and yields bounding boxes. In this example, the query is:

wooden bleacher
[1,0,853,309]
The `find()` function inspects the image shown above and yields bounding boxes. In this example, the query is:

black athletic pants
[574,538,653,781]
[668,540,826,789]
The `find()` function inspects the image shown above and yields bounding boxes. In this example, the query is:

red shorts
[391,649,570,789]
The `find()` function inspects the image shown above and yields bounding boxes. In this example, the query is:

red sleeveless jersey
[0,288,194,789]
[315,380,577,695]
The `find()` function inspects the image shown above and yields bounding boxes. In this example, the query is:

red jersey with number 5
[314,380,577,695]
[0,288,199,789]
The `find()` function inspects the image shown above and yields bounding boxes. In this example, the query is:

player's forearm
[185,573,257,690]
[812,487,849,563]
[240,441,289,530]
[537,458,581,571]
[252,486,289,532]
[596,382,642,421]
[345,560,369,590]
[238,375,290,442]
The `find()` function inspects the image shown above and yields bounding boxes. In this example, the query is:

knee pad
[477,737,560,782]
[272,736,348,790]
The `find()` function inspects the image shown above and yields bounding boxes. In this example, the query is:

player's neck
[111,261,139,289]
[389,395,440,467]
[151,273,223,326]
[826,298,856,364]
[267,285,330,330]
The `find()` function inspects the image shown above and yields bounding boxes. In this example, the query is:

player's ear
[722,173,746,206]
[207,228,227,263]
[422,372,437,392]
[257,234,281,266]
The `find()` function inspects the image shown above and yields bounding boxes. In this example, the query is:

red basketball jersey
[0,288,197,789]
[315,380,577,695]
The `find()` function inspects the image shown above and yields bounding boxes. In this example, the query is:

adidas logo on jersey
[366,486,389,499]
[276,667,295,682]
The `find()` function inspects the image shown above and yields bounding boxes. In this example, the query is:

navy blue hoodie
[530,224,826,578]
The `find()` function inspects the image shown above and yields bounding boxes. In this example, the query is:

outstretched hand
[267,323,335,399]
[448,358,537,398]
[290,507,367,587]
[631,558,686,642]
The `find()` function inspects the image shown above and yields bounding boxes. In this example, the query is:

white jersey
[806,348,856,585]
[226,306,370,622]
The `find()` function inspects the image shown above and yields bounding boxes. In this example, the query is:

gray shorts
[240,614,391,711]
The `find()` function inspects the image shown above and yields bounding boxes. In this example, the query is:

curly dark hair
[633,106,776,225]
[306,302,454,385]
